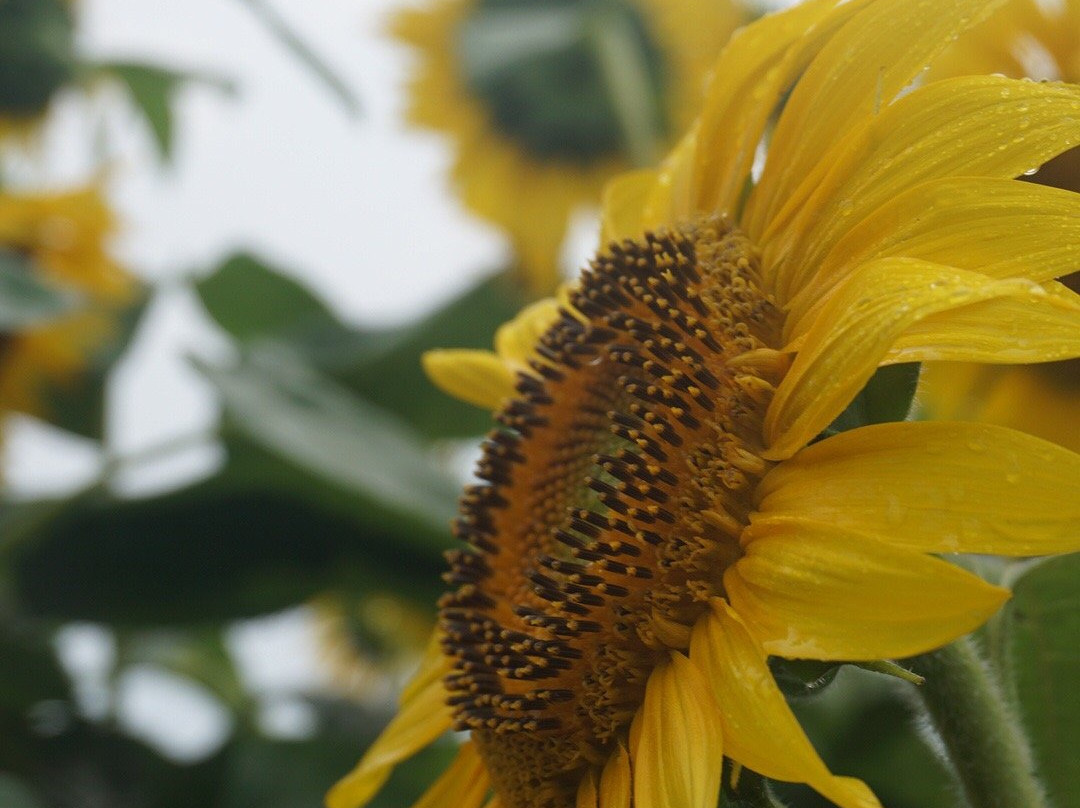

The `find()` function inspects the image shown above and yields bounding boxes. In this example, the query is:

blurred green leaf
[97,62,235,158]
[38,289,149,440]
[196,253,337,344]
[0,774,44,808]
[192,253,526,440]
[0,250,81,328]
[201,345,461,531]
[776,667,957,808]
[0,0,75,116]
[825,362,921,437]
[1002,552,1080,808]
[5,439,449,625]
[311,272,527,439]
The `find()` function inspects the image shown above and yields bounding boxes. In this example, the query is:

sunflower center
[440,219,788,808]
[456,0,668,164]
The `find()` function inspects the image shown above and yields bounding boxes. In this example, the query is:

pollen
[440,217,787,808]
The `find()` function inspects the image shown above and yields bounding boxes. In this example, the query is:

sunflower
[917,0,1080,452]
[0,187,136,418]
[390,0,747,295]
[331,0,1080,806]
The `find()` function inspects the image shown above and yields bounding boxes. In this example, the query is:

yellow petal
[576,769,599,808]
[790,178,1080,328]
[494,297,561,365]
[599,743,632,808]
[600,170,657,245]
[885,280,1080,364]
[749,0,1005,245]
[724,519,1009,661]
[692,0,875,217]
[768,77,1080,303]
[410,742,488,808]
[765,260,1070,460]
[422,349,515,411]
[633,654,724,808]
[326,646,453,808]
[755,421,1080,556]
[690,603,881,808]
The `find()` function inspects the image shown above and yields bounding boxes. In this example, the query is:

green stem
[589,8,661,168]
[908,637,1049,808]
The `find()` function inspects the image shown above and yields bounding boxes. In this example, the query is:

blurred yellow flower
[919,0,1080,452]
[333,0,1080,806]
[0,187,136,418]
[391,0,746,295]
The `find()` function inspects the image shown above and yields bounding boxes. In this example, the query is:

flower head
[390,0,746,294]
[0,187,136,418]
[332,0,1080,806]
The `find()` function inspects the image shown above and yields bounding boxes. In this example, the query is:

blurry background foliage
[0,2,1077,808]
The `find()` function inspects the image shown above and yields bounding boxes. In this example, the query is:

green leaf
[0,775,45,808]
[0,249,81,328]
[1002,552,1080,808]
[37,289,149,440]
[200,345,461,532]
[5,439,449,625]
[97,62,235,158]
[0,0,75,116]
[768,658,841,699]
[823,362,921,437]
[315,272,527,440]
[195,253,337,344]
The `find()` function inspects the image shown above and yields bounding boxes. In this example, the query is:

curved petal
[748,0,1005,244]
[767,77,1080,305]
[600,170,658,245]
[764,260,1072,460]
[633,653,724,808]
[493,298,562,365]
[788,178,1080,328]
[599,743,632,808]
[326,642,453,808]
[724,519,1009,661]
[884,281,1080,364]
[691,0,874,218]
[690,603,881,808]
[576,769,599,808]
[422,349,515,411]
[755,421,1080,556]
[409,742,489,808]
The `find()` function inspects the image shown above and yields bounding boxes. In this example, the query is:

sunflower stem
[588,6,661,168]
[908,637,1049,808]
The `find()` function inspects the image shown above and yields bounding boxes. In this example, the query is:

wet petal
[326,645,453,808]
[410,742,488,808]
[599,743,632,808]
[724,519,1009,660]
[633,654,724,808]
[765,259,1069,459]
[756,421,1080,556]
[769,77,1080,302]
[750,0,1004,247]
[422,349,515,411]
[691,603,881,808]
[885,280,1080,364]
[693,0,873,218]
[790,178,1080,328]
